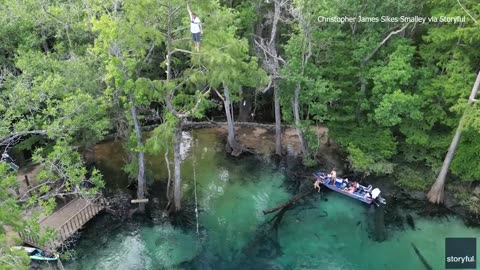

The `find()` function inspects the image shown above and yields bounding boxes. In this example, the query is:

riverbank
[63,128,480,269]
[87,125,480,228]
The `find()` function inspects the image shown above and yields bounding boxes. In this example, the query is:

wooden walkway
[20,197,106,250]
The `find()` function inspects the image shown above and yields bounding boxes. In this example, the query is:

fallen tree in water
[411,242,433,270]
[263,188,314,215]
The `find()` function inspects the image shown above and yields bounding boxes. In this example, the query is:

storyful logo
[445,238,477,269]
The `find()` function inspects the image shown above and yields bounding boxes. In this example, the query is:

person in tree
[187,3,203,52]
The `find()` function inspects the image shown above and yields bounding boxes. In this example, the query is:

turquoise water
[66,129,480,270]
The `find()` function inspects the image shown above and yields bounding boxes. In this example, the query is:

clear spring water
[65,129,480,270]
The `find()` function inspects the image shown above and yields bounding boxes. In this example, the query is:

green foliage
[450,131,480,180]
[457,193,480,216]
[393,165,434,191]
[374,90,423,126]
[0,164,23,231]
[234,1,258,38]
[302,156,318,168]
[277,0,480,185]
[0,4,479,268]
[0,50,110,144]
[369,43,416,97]
[463,103,480,132]
[32,140,105,198]
[59,249,76,262]
[334,126,397,175]
[146,113,178,155]
[0,164,30,269]
[450,183,480,216]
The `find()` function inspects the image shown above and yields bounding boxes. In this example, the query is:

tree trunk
[274,81,282,156]
[165,149,172,202]
[41,28,50,54]
[129,94,146,213]
[173,122,182,211]
[427,72,480,204]
[293,83,309,156]
[223,83,242,156]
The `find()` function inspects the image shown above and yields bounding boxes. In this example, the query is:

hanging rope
[193,139,199,235]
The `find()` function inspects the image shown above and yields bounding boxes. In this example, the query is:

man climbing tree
[187,3,203,52]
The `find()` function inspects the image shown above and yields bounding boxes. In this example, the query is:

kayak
[11,246,59,261]
[313,172,386,205]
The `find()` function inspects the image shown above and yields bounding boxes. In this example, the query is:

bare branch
[214,89,225,102]
[254,39,286,65]
[178,88,211,118]
[0,130,47,146]
[456,0,478,23]
[172,48,195,55]
[0,66,10,88]
[261,76,273,93]
[142,43,156,63]
[18,181,55,201]
[171,5,183,17]
[363,23,410,63]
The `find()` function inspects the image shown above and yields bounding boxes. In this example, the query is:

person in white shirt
[187,3,203,52]
[371,188,381,199]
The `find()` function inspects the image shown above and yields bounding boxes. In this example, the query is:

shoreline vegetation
[93,124,480,227]
[1,0,479,269]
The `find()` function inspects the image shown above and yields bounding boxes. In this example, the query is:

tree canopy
[1,0,479,267]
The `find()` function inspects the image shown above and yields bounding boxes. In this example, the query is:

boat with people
[11,246,59,261]
[313,171,386,205]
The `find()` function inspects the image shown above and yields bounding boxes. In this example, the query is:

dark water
[65,129,480,270]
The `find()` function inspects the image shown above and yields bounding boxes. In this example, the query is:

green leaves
[369,43,416,97]
[334,126,397,175]
[0,163,29,269]
[463,104,480,132]
[146,113,178,155]
[450,131,480,180]
[374,90,422,126]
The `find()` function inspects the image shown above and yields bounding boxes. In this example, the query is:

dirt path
[16,164,43,197]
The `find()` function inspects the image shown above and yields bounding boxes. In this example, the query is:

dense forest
[1,0,479,268]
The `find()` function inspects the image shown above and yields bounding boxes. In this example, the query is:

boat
[313,172,386,205]
[11,246,59,261]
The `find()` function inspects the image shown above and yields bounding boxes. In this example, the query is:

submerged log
[263,188,314,215]
[411,243,433,270]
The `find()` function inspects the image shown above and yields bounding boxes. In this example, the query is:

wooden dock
[19,197,106,250]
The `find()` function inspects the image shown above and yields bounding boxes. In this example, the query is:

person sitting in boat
[43,251,54,258]
[347,181,358,193]
[334,177,344,188]
[354,182,363,193]
[327,168,337,185]
[313,178,321,193]
[341,178,349,189]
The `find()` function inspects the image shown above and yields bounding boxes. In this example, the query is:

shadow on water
[178,215,286,270]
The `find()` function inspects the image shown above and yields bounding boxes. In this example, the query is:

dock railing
[19,197,107,250]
